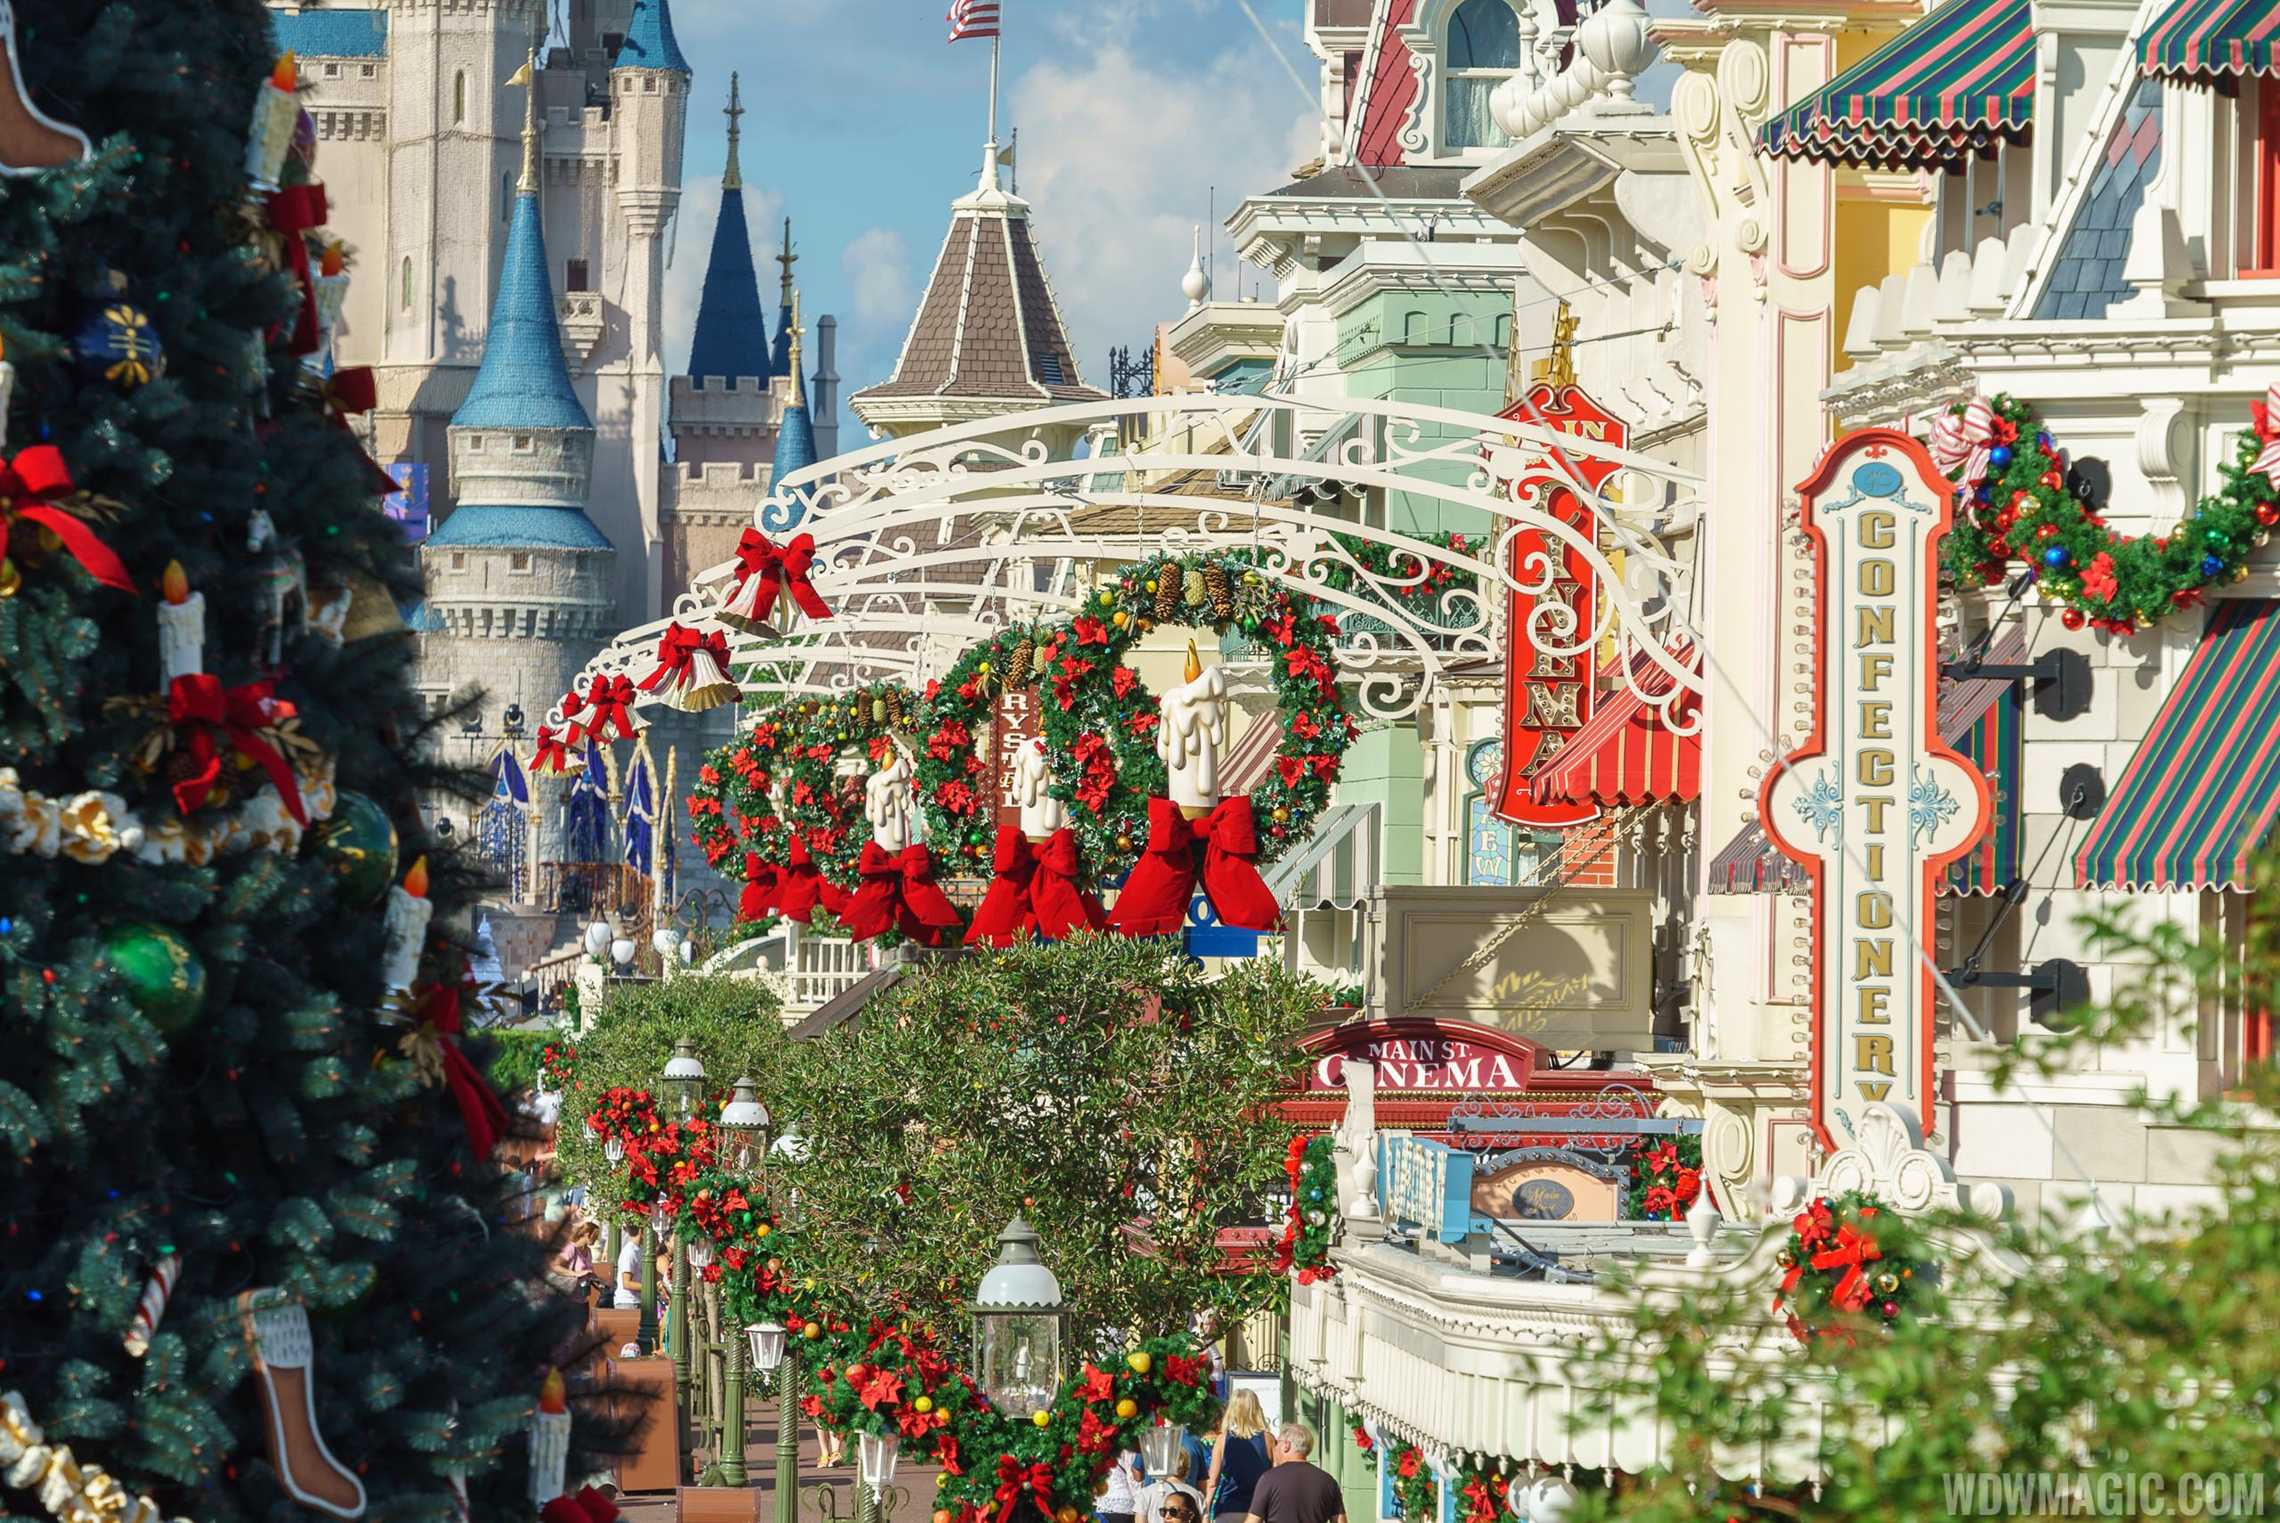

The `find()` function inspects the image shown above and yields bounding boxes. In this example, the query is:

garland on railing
[585,1091,1221,1523]
[1936,392,2280,635]
[539,1040,578,1093]
[1271,1134,1339,1282]
[1350,1423,1377,1475]
[1389,1444,1437,1521]
[1769,1191,1926,1346]
[1382,1444,1537,1523]
[1323,529,1482,627]
[1624,1136,1702,1222]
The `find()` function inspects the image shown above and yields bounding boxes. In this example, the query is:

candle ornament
[380,854,433,994]
[1015,736,1068,841]
[155,559,205,684]
[1158,640,1229,817]
[245,52,300,191]
[528,1368,571,1506]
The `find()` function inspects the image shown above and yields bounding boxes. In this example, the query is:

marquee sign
[1761,430,1990,1151]
[1492,382,1627,827]
[1303,1019,1541,1093]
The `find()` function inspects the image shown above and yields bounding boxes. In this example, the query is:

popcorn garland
[0,762,337,868]
[0,1391,191,1523]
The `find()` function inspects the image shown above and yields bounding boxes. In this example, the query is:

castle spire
[512,48,539,194]
[722,71,744,192]
[769,219,798,379]
[786,290,805,406]
[771,285,817,485]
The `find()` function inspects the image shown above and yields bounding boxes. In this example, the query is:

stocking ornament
[238,1289,368,1519]
[0,3,89,175]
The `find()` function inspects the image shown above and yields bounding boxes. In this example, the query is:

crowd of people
[1099,1391,1347,1523]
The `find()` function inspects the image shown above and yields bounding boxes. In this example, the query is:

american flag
[948,0,999,41]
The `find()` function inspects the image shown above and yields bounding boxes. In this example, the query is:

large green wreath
[1940,393,2279,634]
[914,550,1357,883]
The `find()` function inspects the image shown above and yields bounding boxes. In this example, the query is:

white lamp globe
[584,917,612,956]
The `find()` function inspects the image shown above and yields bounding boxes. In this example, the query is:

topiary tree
[774,935,1321,1356]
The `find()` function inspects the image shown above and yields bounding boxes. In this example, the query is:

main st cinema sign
[1763,431,1989,1151]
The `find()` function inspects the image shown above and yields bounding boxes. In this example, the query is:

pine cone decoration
[162,748,221,807]
[1005,639,1033,687]
[1204,561,1234,619]
[1153,569,1182,624]
[1183,568,1208,607]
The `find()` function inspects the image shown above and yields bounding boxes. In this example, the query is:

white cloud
[841,227,917,360]
[1006,38,1317,388]
[663,172,787,377]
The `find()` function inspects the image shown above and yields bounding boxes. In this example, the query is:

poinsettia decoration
[1769,1190,1927,1345]
[1625,1135,1702,1221]
[1271,1133,1338,1282]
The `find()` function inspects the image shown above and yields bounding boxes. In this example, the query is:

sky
[652,0,1321,432]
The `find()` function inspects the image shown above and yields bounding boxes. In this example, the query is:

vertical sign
[986,687,1037,834]
[1761,430,1989,1150]
[383,463,430,541]
[1491,383,1626,826]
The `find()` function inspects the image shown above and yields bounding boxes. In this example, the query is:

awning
[2142,0,2280,79]
[1264,801,1380,911]
[1529,641,1700,808]
[2078,600,2280,892]
[1759,0,2035,168]
[1222,711,1286,797]
[1708,629,2025,896]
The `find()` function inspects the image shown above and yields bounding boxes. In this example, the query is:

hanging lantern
[1137,1421,1187,1477]
[661,1037,707,1122]
[857,1430,900,1490]
[745,1320,787,1373]
[970,1216,1063,1418]
[716,1075,771,1175]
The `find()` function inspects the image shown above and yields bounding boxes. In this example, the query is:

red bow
[992,1454,1059,1523]
[739,852,781,922]
[557,687,590,749]
[164,674,307,825]
[637,622,732,693]
[1107,796,1279,938]
[741,531,833,624]
[772,835,842,921]
[841,842,961,945]
[265,183,327,356]
[322,365,377,422]
[530,725,571,775]
[414,979,509,1157]
[1810,1223,1883,1313]
[584,674,640,742]
[541,1485,623,1523]
[1034,828,1105,940]
[0,446,134,593]
[965,827,1039,948]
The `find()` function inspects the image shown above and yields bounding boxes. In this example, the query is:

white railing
[700,924,905,1023]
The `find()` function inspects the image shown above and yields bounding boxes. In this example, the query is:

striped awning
[1759,0,2036,168]
[1708,629,2025,896]
[2078,600,2280,892]
[1530,642,1700,808]
[2142,0,2280,78]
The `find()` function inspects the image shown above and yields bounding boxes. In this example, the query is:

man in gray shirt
[1244,1424,1345,1523]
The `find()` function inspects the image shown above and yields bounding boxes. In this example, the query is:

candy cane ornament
[122,1253,182,1358]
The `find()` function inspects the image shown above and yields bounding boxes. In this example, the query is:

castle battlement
[668,459,773,492]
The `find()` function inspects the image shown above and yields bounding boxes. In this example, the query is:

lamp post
[662,1037,707,1122]
[710,1079,769,1484]
[971,1216,1065,1418]
[660,1042,705,1439]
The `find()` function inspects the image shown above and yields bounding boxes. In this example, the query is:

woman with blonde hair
[1201,1390,1271,1523]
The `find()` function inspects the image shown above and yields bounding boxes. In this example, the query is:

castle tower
[607,0,689,624]
[773,290,819,493]
[851,144,1105,443]
[674,74,775,472]
[811,313,841,461]
[421,54,616,854]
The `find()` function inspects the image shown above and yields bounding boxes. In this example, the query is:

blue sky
[656,0,1320,434]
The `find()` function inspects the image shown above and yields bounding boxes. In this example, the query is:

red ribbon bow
[737,530,833,624]
[531,725,571,775]
[739,851,781,922]
[265,183,328,356]
[842,841,962,945]
[540,1485,623,1523]
[771,836,842,922]
[583,673,640,742]
[165,674,308,825]
[965,827,1039,948]
[1810,1223,1883,1313]
[557,687,590,749]
[1034,827,1105,940]
[637,622,731,694]
[414,979,510,1157]
[1107,796,1280,938]
[992,1455,1059,1523]
[0,446,134,593]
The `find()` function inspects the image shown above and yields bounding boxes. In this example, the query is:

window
[360,64,376,78]
[502,173,513,219]
[566,258,589,292]
[400,255,413,310]
[513,434,533,451]
[1444,0,1520,151]
[322,62,340,79]
[466,434,484,450]
[450,553,468,571]
[1035,353,1064,385]
[510,551,533,572]
[452,71,467,125]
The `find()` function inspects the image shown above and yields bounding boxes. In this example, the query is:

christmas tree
[0,1,622,1514]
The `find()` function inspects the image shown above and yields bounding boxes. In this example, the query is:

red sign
[1303,1021,1540,1093]
[1491,383,1627,827]
[984,687,1038,833]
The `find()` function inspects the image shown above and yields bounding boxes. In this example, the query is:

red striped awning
[1221,710,1283,797]
[1759,0,2036,167]
[2142,0,2280,80]
[1530,642,1700,808]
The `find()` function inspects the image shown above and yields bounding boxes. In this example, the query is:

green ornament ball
[104,923,206,1032]
[312,791,399,906]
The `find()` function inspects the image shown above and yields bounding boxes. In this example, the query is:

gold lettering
[1858,749,1895,787]
[1859,509,1896,549]
[1853,1034,1896,1076]
[1862,842,1885,879]
[1860,558,1895,597]
[1854,605,1894,649]
[1858,1079,1893,1101]
[1858,651,1894,690]
[1857,891,1892,929]
[1862,797,1891,832]
[1859,985,1891,1025]
[1854,939,1893,980]
[1859,700,1892,739]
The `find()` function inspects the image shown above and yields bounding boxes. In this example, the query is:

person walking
[1243,1424,1344,1523]
[611,1227,643,1310]
[1202,1390,1271,1523]
[1098,1448,1143,1523]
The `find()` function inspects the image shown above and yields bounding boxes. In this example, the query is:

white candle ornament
[1157,642,1229,815]
[527,1370,570,1506]
[865,750,916,853]
[1015,737,1067,840]
[380,856,432,993]
[156,561,205,684]
[245,53,301,190]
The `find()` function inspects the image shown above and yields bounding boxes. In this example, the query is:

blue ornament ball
[1974,484,1993,505]
[2202,554,2225,577]
[74,302,166,390]
[1989,445,2014,470]
[2042,545,2071,570]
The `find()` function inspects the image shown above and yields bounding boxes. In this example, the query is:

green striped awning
[1942,660,2021,897]
[1759,0,2035,167]
[2142,0,2280,79]
[2078,601,2280,892]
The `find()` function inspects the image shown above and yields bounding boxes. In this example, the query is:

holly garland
[538,1040,578,1093]
[1323,529,1483,627]
[1350,1423,1377,1475]
[690,734,783,871]
[1624,1136,1702,1222]
[1939,393,2280,635]
[1389,1443,1436,1521]
[1383,1443,1527,1523]
[1769,1190,1926,1346]
[1271,1134,1338,1283]
[914,621,1164,880]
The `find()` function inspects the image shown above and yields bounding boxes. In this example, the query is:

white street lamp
[584,917,612,956]
[856,1430,899,1490]
[716,1076,771,1175]
[744,1320,787,1373]
[1138,1421,1187,1477]
[604,1135,626,1166]
[662,1037,707,1121]
[971,1216,1063,1418]
[687,1234,715,1271]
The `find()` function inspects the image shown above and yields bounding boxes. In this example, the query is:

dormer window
[1445,0,1520,151]
[513,435,534,452]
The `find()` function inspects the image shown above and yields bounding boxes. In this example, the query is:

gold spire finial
[786,288,806,405]
[1530,299,1579,390]
[1184,640,1203,685]
[722,72,744,191]
[776,218,797,300]
[511,48,540,193]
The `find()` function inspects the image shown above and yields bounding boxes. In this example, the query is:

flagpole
[987,32,1000,150]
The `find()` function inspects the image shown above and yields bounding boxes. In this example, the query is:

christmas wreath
[689,733,780,871]
[1389,1445,1436,1521]
[1770,1191,1925,1345]
[1624,1135,1702,1222]
[538,1040,578,1093]
[1272,1133,1339,1282]
[1936,391,2280,635]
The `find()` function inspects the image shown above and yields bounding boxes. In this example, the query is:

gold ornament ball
[914,1395,935,1414]
[1873,1271,1901,1296]
[980,660,993,675]
[1032,1410,1053,1428]
[1272,806,1290,823]
[1115,1398,1139,1419]
[1057,1510,1083,1523]
[1114,834,1133,852]
[0,557,18,597]
[1125,1351,1153,1376]
[1112,611,1130,627]
[937,1477,951,1493]
[754,1222,771,1238]
[1098,590,1113,606]
[1144,579,1157,592]
[803,1322,824,1340]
